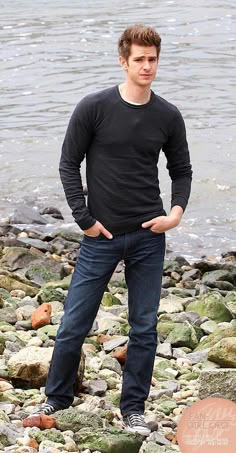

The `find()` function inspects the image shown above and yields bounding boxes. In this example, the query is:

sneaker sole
[124,425,151,437]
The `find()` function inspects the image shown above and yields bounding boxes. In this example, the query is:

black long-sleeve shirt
[59,86,192,235]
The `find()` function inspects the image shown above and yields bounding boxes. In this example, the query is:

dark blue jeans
[45,227,165,416]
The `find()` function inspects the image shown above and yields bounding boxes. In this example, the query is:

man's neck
[119,83,151,105]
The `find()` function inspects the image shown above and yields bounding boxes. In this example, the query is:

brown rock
[31,303,52,329]
[28,438,39,449]
[23,414,56,429]
[111,345,127,365]
[97,333,111,344]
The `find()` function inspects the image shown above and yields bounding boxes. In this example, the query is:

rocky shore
[0,206,236,453]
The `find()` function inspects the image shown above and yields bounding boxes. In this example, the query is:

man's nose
[143,61,151,70]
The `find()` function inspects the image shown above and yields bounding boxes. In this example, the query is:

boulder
[0,274,38,297]
[8,346,84,389]
[37,287,66,304]
[74,427,142,453]
[54,408,103,432]
[195,325,236,351]
[199,369,236,402]
[208,337,236,367]
[185,292,233,323]
[202,269,236,287]
[9,206,47,225]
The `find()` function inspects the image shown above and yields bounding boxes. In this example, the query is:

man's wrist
[168,206,183,226]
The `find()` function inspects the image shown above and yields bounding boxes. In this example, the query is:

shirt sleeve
[162,108,193,212]
[59,98,96,230]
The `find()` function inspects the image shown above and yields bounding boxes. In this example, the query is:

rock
[208,337,236,367]
[185,292,233,323]
[31,303,52,329]
[9,206,48,225]
[195,325,236,351]
[17,237,51,252]
[200,320,218,334]
[37,324,59,340]
[0,274,38,297]
[199,369,236,402]
[0,379,13,392]
[101,356,122,375]
[54,408,103,432]
[111,345,127,365]
[15,305,35,321]
[102,292,122,307]
[103,336,129,353]
[0,308,17,324]
[23,414,56,429]
[10,290,26,299]
[8,346,54,387]
[202,269,236,287]
[158,297,184,314]
[156,343,172,359]
[158,397,178,415]
[40,207,64,219]
[88,379,107,396]
[224,291,236,316]
[143,442,165,452]
[37,287,66,304]
[186,350,208,364]
[74,427,142,453]
[165,323,198,349]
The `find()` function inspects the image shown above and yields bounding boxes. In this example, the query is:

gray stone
[103,336,129,352]
[0,308,17,325]
[199,369,236,402]
[101,355,122,375]
[156,342,172,359]
[9,206,47,225]
[186,350,208,364]
[88,379,107,396]
[200,320,218,334]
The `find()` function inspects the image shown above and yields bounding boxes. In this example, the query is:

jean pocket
[84,233,103,240]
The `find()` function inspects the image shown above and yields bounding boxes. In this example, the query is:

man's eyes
[134,58,157,62]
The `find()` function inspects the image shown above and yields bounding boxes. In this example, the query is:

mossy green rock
[166,323,199,349]
[0,288,10,300]
[0,321,15,332]
[145,443,165,453]
[186,293,233,323]
[0,433,9,449]
[54,408,103,432]
[157,321,180,338]
[102,292,122,307]
[195,325,236,351]
[43,275,72,290]
[37,324,59,339]
[208,337,236,367]
[224,291,236,316]
[25,265,62,285]
[75,427,142,453]
[158,397,178,415]
[31,429,65,444]
[37,286,66,303]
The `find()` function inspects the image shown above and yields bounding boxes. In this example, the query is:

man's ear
[119,55,128,70]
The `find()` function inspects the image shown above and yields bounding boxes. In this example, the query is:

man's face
[120,44,159,87]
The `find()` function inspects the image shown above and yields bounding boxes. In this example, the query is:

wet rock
[199,369,236,402]
[31,303,52,329]
[9,206,47,225]
[40,207,64,220]
[208,337,236,367]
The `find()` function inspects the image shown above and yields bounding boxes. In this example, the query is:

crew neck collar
[116,85,154,108]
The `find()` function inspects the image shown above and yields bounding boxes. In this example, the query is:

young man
[29,24,192,436]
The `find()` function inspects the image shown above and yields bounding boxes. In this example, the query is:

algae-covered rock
[102,292,122,307]
[166,323,199,349]
[202,269,236,287]
[157,322,180,339]
[224,291,236,316]
[195,325,236,351]
[37,286,66,304]
[158,397,178,415]
[208,337,236,367]
[185,293,233,323]
[0,275,38,297]
[54,408,103,432]
[30,429,65,445]
[74,427,142,453]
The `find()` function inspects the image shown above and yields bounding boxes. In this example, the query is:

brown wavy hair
[118,24,161,60]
